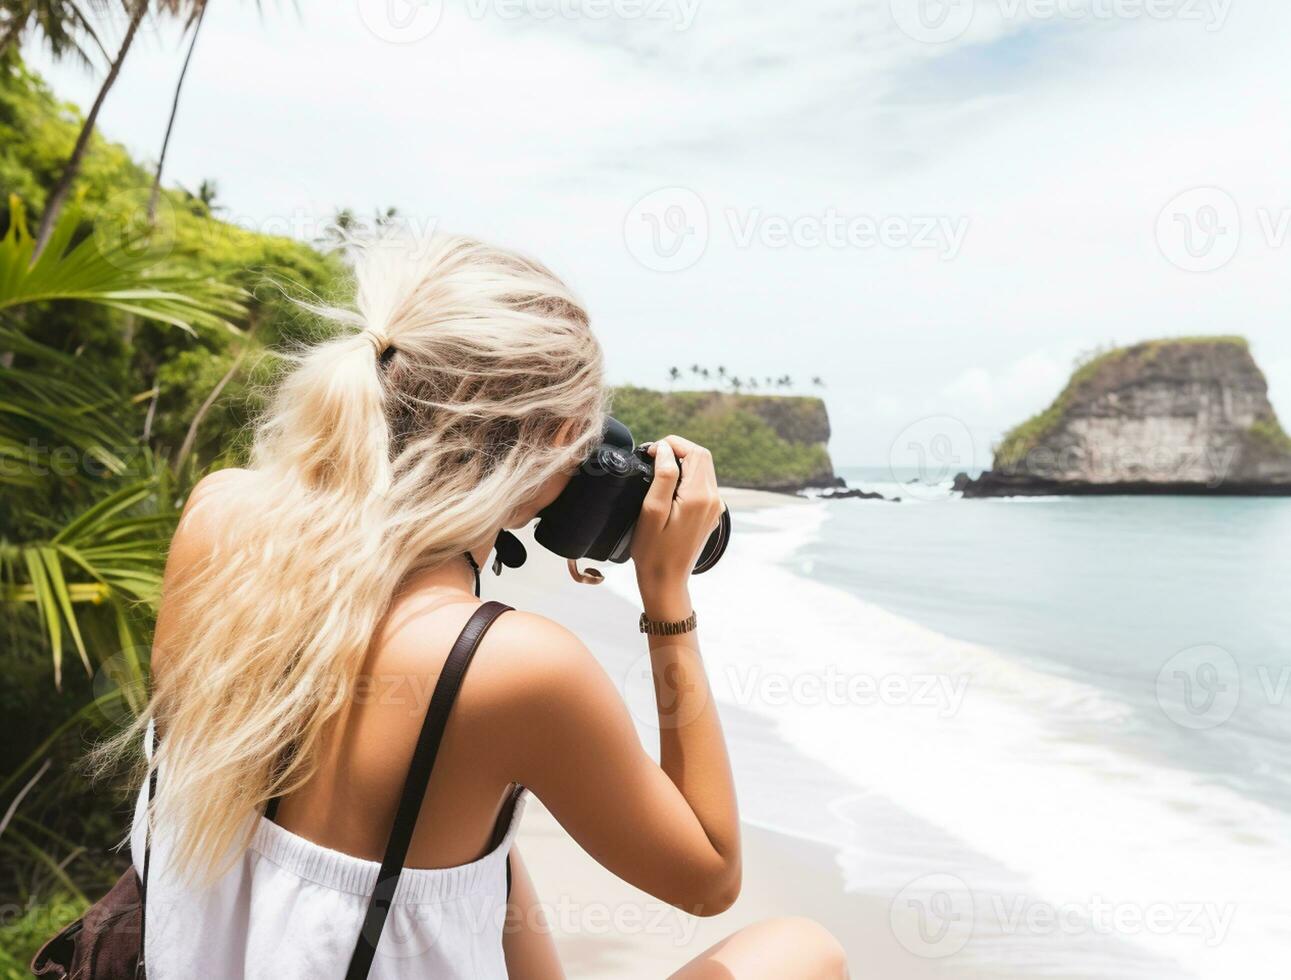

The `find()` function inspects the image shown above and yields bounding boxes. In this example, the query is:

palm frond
[1,478,171,687]
[0,196,246,334]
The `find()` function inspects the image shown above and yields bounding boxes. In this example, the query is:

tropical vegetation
[612,385,835,490]
[0,44,344,971]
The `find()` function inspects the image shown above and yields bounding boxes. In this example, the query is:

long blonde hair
[141,235,605,881]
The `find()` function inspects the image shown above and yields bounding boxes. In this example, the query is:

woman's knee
[671,914,849,980]
[755,916,849,978]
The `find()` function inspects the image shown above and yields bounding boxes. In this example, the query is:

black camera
[534,417,730,574]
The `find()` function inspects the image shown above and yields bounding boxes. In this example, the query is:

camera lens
[598,448,631,476]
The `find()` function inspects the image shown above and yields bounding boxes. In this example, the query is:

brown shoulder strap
[345,600,512,980]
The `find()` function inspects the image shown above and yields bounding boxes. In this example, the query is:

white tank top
[130,767,526,979]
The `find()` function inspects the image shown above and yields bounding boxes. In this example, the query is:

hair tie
[378,344,397,367]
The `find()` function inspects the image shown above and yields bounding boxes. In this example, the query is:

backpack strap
[346,600,513,980]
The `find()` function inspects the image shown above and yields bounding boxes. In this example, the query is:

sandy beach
[489,489,935,979]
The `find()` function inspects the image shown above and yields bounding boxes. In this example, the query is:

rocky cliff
[610,386,838,492]
[958,337,1291,496]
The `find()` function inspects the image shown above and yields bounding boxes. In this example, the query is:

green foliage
[0,56,346,930]
[0,892,88,977]
[0,58,347,466]
[1249,417,1291,453]
[0,195,244,331]
[610,386,834,489]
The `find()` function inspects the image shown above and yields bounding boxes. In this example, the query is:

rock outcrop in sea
[957,337,1291,496]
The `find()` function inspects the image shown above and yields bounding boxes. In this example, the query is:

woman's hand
[630,435,723,615]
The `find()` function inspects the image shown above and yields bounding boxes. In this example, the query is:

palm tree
[34,0,202,255]
[716,365,726,381]
[321,207,360,247]
[1,198,244,685]
[148,1,209,224]
[667,366,681,388]
[812,375,824,388]
[730,377,743,393]
[0,0,104,65]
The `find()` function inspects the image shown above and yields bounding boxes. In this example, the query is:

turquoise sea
[831,466,1291,814]
[610,470,1291,978]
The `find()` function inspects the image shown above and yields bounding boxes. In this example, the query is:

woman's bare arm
[494,436,740,915]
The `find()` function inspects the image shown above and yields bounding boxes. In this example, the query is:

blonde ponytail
[135,235,605,882]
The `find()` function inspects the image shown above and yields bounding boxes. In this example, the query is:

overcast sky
[27,0,1291,466]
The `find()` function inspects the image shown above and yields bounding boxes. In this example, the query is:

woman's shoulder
[379,599,606,719]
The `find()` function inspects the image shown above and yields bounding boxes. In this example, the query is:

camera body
[534,417,729,572]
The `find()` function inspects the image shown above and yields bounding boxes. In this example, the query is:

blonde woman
[131,237,847,979]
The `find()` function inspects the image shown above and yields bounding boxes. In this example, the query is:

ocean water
[609,470,1291,978]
